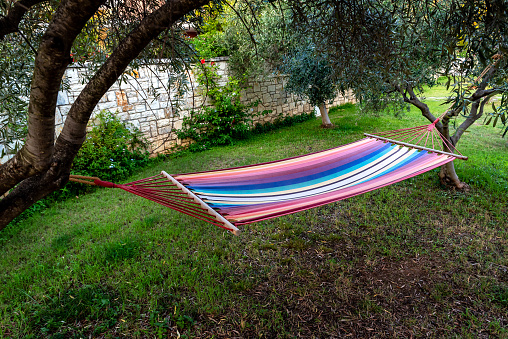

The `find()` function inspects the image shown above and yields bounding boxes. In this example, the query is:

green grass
[1,88,507,337]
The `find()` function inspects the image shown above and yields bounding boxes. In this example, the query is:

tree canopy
[225,0,508,186]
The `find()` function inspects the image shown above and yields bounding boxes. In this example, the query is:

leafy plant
[188,3,230,59]
[0,35,34,158]
[281,45,337,108]
[72,110,150,182]
[5,111,152,231]
[189,31,229,59]
[175,62,263,152]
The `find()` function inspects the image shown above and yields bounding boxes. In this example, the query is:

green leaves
[0,34,34,158]
[175,63,262,152]
[280,43,337,107]
[484,101,508,137]
[72,110,150,182]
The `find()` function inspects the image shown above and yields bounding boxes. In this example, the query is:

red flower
[200,59,206,64]
[211,61,215,65]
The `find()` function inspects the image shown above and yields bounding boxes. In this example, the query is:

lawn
[1,86,507,337]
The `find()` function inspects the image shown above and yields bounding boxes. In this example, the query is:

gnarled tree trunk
[0,0,210,230]
[395,78,498,190]
[319,103,333,128]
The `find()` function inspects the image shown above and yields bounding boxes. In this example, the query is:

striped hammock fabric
[175,137,457,228]
[72,124,466,235]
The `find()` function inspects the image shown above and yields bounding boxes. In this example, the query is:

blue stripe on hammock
[186,143,396,194]
[204,149,431,209]
[354,148,429,185]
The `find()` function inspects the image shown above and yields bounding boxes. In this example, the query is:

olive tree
[0,0,211,229]
[286,0,508,188]
[280,45,338,127]
[227,0,508,188]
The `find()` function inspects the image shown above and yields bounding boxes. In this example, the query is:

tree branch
[0,0,211,227]
[451,92,499,144]
[394,81,442,130]
[57,0,210,150]
[0,0,47,39]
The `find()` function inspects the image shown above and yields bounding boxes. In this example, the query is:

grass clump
[30,285,120,337]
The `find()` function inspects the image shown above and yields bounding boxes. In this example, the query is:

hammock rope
[70,120,467,235]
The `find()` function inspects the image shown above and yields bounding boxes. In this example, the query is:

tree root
[438,168,470,192]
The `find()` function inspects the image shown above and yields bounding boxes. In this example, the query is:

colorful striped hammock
[70,120,466,235]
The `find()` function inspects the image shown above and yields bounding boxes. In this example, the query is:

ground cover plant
[0,87,507,337]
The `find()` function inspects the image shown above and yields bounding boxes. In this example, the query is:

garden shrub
[175,62,266,152]
[189,31,229,59]
[72,110,150,183]
[4,111,153,237]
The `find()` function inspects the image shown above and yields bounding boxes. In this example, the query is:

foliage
[0,33,35,158]
[188,6,230,59]
[216,2,289,79]
[4,111,153,231]
[280,44,338,107]
[175,61,263,152]
[189,31,229,59]
[72,110,150,183]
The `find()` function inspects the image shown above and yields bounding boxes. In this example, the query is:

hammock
[70,120,466,235]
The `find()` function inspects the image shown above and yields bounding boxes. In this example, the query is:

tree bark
[0,0,210,230]
[319,103,333,128]
[0,0,106,196]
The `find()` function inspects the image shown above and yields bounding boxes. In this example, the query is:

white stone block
[148,101,160,110]
[158,119,170,127]
[59,105,71,117]
[136,104,146,112]
[159,126,172,135]
[57,91,69,106]
[130,113,142,120]
[140,122,150,133]
[97,101,117,111]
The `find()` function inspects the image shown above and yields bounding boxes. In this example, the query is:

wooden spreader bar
[364,133,468,161]
[161,171,241,236]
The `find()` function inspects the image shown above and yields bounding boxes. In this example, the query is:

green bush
[4,111,152,240]
[72,110,150,182]
[175,62,264,152]
[189,31,229,59]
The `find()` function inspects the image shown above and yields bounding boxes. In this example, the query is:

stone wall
[55,57,355,154]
